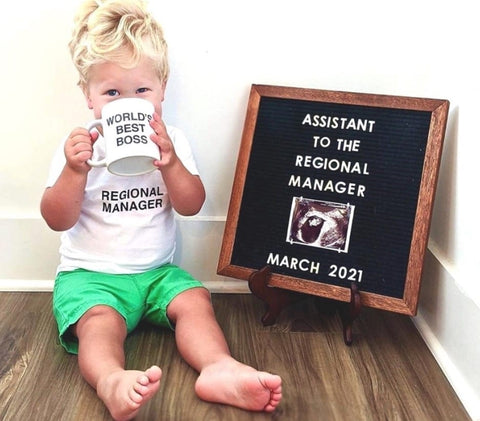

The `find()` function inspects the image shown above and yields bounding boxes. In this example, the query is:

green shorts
[52,264,205,354]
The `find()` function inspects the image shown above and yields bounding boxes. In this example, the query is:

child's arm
[40,127,98,231]
[150,113,206,216]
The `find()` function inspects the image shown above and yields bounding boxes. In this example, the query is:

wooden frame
[218,85,449,315]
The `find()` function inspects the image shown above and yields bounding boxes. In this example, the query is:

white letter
[302,114,312,125]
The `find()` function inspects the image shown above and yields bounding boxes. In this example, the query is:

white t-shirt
[46,125,199,274]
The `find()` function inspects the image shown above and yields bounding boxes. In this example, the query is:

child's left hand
[149,112,177,170]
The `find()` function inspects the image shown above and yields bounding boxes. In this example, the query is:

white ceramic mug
[86,98,160,176]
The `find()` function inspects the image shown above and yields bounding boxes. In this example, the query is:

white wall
[1,1,478,418]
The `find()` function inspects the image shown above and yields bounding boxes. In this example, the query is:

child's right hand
[64,127,99,173]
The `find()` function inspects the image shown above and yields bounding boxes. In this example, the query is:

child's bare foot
[96,365,162,421]
[194,358,282,412]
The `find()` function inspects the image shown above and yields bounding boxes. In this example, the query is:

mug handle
[85,119,106,167]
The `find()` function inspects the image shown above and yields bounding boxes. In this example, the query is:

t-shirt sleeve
[167,126,200,176]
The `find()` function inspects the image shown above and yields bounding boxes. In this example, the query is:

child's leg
[167,288,282,412]
[73,305,162,421]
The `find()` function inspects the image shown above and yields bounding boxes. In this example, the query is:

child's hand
[64,127,99,173]
[149,112,177,169]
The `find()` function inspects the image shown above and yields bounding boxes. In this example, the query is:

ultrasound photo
[286,197,355,252]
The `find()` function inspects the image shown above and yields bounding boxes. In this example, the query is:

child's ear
[161,81,167,102]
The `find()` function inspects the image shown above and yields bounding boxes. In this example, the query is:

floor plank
[0,292,471,421]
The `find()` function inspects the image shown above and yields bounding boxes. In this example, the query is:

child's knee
[74,305,126,336]
[167,287,211,319]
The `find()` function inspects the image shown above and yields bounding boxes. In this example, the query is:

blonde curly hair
[69,0,169,89]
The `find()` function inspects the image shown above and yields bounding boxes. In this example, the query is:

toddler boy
[40,1,282,420]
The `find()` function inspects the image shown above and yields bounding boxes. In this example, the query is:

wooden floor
[0,292,471,421]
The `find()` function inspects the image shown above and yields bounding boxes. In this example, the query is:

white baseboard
[0,279,55,291]
[413,314,480,421]
[204,280,251,293]
[0,279,250,294]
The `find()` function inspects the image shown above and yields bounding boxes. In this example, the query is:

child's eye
[106,89,119,96]
[136,87,149,94]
